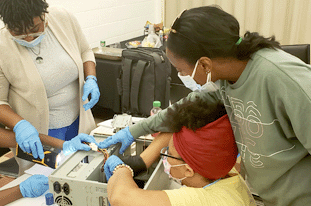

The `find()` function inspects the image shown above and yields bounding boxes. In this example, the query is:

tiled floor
[92,106,116,124]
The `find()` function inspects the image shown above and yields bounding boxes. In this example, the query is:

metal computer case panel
[48,144,120,206]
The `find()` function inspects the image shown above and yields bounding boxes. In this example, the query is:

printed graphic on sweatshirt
[219,89,295,168]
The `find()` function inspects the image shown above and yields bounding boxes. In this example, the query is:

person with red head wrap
[105,97,255,206]
[173,114,238,180]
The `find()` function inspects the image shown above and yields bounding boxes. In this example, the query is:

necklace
[29,43,43,64]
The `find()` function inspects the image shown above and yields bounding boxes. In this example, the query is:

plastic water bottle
[150,101,162,116]
[150,101,162,137]
[159,30,164,44]
[100,40,106,53]
[144,24,161,48]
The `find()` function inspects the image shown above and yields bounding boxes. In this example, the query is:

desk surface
[0,136,110,206]
[0,174,50,206]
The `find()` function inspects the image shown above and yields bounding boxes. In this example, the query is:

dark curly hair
[167,6,281,65]
[162,96,227,132]
[0,0,49,34]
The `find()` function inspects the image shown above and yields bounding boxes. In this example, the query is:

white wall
[0,0,161,48]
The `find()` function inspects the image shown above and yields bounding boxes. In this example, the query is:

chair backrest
[280,44,310,64]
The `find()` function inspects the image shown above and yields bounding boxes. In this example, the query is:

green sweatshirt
[130,48,311,206]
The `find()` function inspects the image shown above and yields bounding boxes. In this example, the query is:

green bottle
[150,101,162,116]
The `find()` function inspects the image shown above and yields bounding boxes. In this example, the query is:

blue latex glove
[13,120,44,159]
[63,133,98,155]
[19,175,49,198]
[82,75,100,111]
[98,127,134,154]
[104,155,124,181]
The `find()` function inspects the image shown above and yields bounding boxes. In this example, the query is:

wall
[164,0,311,46]
[0,0,161,48]
[0,17,3,29]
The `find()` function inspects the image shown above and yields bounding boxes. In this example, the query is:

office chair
[280,44,310,64]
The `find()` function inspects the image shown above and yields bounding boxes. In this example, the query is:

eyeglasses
[160,147,184,161]
[10,18,48,40]
[170,9,208,55]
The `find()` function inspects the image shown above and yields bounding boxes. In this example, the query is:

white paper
[96,117,146,128]
[132,117,146,123]
[23,153,72,177]
[90,126,114,136]
[24,164,55,177]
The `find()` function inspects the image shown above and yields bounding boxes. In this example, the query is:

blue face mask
[13,33,46,48]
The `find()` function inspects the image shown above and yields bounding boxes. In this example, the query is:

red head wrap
[173,114,237,180]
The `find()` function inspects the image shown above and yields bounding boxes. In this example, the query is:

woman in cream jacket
[0,0,98,175]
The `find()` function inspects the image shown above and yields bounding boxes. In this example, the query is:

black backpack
[117,47,171,117]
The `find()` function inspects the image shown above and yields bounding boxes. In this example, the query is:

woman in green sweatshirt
[99,6,311,206]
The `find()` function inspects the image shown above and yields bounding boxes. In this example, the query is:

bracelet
[113,164,134,177]
[85,75,97,82]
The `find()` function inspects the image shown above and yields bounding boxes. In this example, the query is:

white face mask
[201,71,220,92]
[177,60,201,91]
[178,60,220,92]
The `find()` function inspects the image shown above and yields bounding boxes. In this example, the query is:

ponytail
[237,31,281,60]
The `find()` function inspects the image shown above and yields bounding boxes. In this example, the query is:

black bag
[117,47,171,117]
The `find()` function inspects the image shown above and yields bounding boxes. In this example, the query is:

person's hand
[104,155,124,181]
[98,127,134,154]
[82,75,100,111]
[19,175,49,198]
[62,133,98,155]
[13,120,44,159]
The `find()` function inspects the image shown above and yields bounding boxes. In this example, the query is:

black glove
[119,155,147,176]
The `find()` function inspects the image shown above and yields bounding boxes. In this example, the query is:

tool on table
[16,144,61,169]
